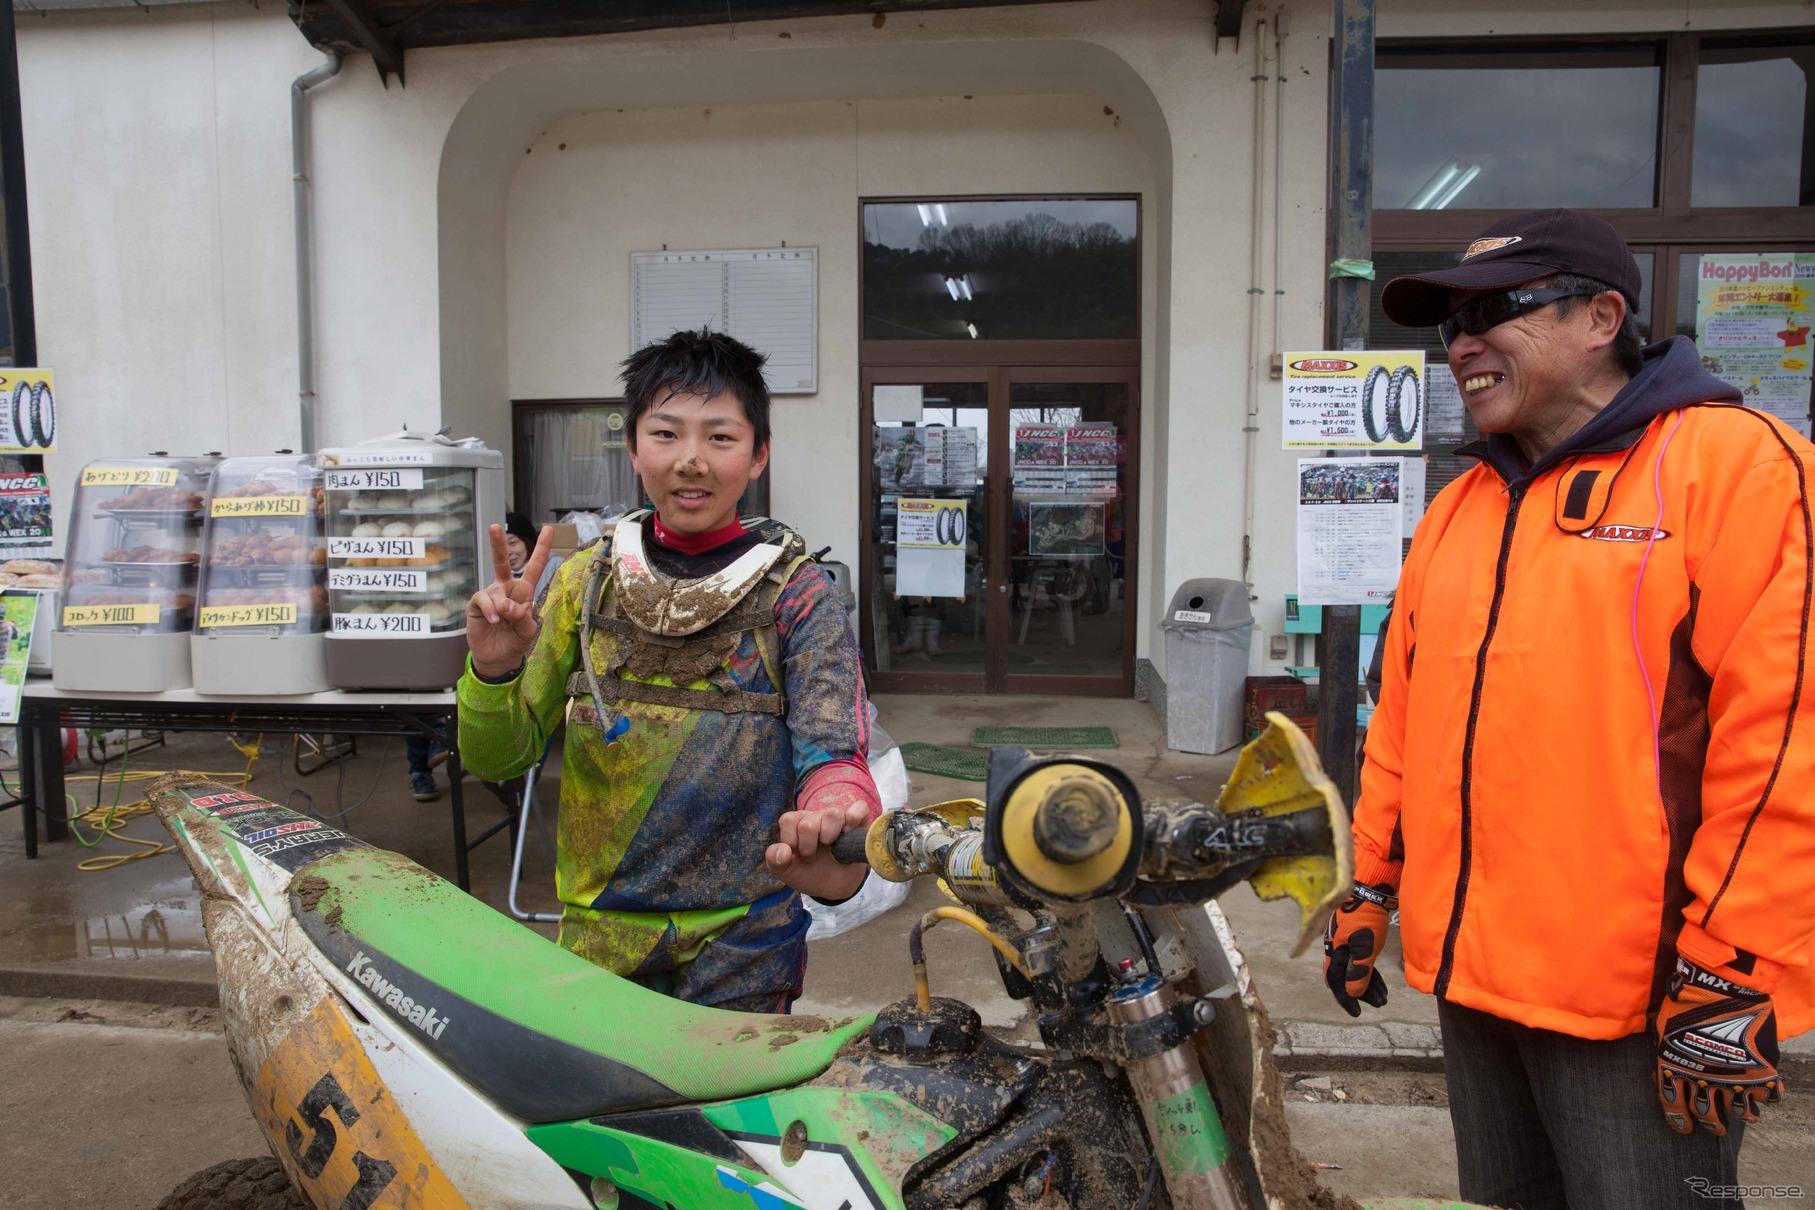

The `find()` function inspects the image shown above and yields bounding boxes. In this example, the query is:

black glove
[1323,881,1395,1017]
[1655,956,1784,1136]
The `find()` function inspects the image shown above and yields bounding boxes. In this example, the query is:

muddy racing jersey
[458,515,869,1009]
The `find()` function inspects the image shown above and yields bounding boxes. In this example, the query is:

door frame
[858,365,1140,696]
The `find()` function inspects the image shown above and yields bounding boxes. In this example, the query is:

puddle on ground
[73,898,209,960]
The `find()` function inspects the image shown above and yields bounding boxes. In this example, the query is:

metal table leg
[35,715,65,843]
[448,734,469,892]
[18,701,36,857]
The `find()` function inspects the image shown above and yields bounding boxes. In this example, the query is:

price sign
[64,603,161,627]
[328,569,427,593]
[199,603,298,628]
[81,466,180,489]
[324,452,433,468]
[322,468,425,492]
[211,495,308,518]
[332,612,429,636]
[327,537,426,560]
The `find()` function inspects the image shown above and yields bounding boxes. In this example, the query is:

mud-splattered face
[629,389,770,536]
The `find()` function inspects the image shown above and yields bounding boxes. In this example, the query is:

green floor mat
[898,742,991,782]
[970,726,1120,749]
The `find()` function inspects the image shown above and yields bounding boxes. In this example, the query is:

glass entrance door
[860,367,1137,694]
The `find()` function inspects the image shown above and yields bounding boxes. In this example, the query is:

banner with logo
[1282,351,1426,450]
[0,369,55,453]
[0,472,53,560]
[1694,254,1815,437]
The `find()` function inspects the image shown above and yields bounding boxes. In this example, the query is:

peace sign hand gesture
[466,523,553,680]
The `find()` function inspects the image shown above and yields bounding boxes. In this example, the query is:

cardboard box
[548,523,580,557]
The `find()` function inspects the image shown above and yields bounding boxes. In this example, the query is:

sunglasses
[1437,287,1594,350]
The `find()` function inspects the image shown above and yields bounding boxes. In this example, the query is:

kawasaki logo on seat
[345,951,450,1040]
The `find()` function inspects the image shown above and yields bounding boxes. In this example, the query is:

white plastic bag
[804,739,913,940]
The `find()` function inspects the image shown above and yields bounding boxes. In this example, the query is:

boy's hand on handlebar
[467,523,553,679]
[767,802,870,903]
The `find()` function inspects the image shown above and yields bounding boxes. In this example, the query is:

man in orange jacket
[1326,209,1815,1209]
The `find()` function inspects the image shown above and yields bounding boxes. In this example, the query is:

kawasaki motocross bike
[152,715,1474,1210]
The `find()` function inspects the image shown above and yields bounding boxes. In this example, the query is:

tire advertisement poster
[1281,351,1425,450]
[0,369,55,453]
[895,497,967,598]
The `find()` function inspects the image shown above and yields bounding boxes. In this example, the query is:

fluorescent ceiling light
[966,322,979,339]
[1406,160,1484,210]
[958,275,973,301]
[935,203,950,226]
[944,277,962,301]
[916,203,933,227]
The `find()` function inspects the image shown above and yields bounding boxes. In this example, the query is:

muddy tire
[155,1156,308,1210]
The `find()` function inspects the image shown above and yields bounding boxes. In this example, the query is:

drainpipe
[293,50,341,453]
[1239,18,1272,587]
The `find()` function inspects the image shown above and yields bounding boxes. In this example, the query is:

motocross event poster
[0,368,55,453]
[1295,457,1404,606]
[1282,351,1425,450]
[0,472,53,561]
[1695,253,1815,438]
[0,592,37,724]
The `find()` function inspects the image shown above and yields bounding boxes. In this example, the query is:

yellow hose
[909,905,1031,1012]
[45,735,261,872]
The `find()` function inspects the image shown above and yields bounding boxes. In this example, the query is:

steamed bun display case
[55,455,219,692]
[191,455,331,694]
[319,435,503,690]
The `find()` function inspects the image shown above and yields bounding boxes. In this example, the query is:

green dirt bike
[151,716,1474,1210]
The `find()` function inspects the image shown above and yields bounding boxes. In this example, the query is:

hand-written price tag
[332,612,428,636]
[211,495,308,518]
[322,468,426,492]
[82,467,180,489]
[327,537,426,560]
[199,604,298,628]
[64,603,161,626]
[328,569,427,593]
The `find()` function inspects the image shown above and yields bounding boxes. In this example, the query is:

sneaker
[426,745,450,771]
[411,772,440,802]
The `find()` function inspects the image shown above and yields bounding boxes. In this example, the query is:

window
[862,199,1138,341]
[1376,44,1663,211]
[1692,39,1815,208]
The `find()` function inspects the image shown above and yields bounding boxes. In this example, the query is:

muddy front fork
[1106,977,1246,1210]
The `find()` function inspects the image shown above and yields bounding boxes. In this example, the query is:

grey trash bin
[1160,578,1255,754]
[815,559,860,638]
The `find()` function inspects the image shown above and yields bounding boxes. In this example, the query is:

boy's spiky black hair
[619,328,771,451]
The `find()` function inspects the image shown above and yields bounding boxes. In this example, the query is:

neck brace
[610,514,786,637]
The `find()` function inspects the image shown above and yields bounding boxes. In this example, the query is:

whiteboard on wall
[630,247,817,395]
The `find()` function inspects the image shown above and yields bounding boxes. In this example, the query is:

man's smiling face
[1445,280,1625,443]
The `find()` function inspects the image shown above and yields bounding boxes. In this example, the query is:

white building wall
[504,92,1154,568]
[16,0,1811,691]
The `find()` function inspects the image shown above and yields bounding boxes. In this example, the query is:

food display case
[191,455,331,695]
[55,455,218,691]
[319,432,504,690]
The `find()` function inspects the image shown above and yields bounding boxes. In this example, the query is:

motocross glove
[1655,955,1784,1136]
[1323,881,1395,1017]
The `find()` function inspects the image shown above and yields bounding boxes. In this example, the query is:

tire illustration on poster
[0,371,55,454]
[1386,364,1421,444]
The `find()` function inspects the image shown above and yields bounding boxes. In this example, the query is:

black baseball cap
[1380,209,1643,328]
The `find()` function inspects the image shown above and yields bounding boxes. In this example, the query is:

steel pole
[1318,0,1375,805]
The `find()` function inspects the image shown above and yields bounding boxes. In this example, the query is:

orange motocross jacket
[1356,336,1815,1040]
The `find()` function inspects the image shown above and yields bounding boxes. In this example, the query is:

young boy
[459,329,877,1012]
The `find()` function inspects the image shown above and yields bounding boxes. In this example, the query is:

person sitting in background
[504,511,565,605]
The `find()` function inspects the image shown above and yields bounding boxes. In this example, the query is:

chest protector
[566,511,811,724]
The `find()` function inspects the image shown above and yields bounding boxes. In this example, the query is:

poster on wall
[1282,351,1426,450]
[1295,458,1403,606]
[0,472,53,560]
[874,426,927,489]
[1028,502,1106,558]
[0,369,55,453]
[1695,254,1815,437]
[1425,367,1466,441]
[922,427,979,487]
[895,498,967,598]
[0,592,37,724]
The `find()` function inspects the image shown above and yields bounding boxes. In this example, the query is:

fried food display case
[55,455,218,691]
[191,455,332,695]
[319,433,503,690]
